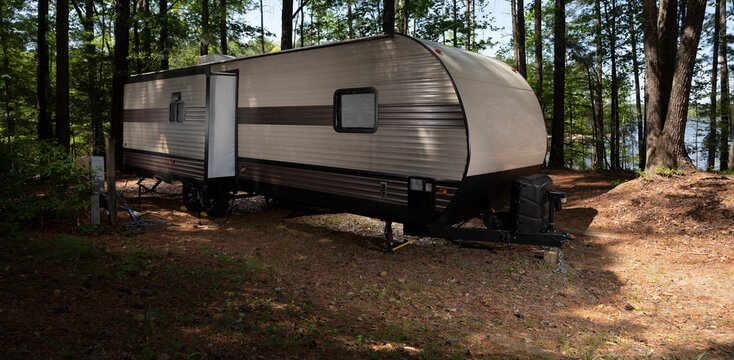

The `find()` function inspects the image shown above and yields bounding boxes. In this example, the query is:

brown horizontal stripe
[123,149,205,180]
[237,104,465,128]
[123,107,206,123]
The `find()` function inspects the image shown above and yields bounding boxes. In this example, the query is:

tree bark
[260,0,265,52]
[220,0,227,54]
[348,2,354,38]
[383,0,395,35]
[201,0,209,55]
[720,0,730,170]
[548,0,565,167]
[452,0,457,47]
[159,0,168,70]
[132,0,140,72]
[282,0,293,49]
[37,0,52,140]
[112,0,130,167]
[1,5,13,141]
[593,0,605,170]
[533,0,542,105]
[628,0,644,170]
[56,0,70,152]
[512,0,527,78]
[607,0,619,169]
[465,0,471,50]
[142,0,151,69]
[708,0,719,170]
[401,0,409,35]
[644,0,705,171]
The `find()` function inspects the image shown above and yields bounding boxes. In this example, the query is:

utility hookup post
[105,137,118,227]
[90,156,105,225]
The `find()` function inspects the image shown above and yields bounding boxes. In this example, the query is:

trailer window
[169,92,185,122]
[333,87,377,133]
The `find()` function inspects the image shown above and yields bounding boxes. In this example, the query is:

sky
[241,0,515,57]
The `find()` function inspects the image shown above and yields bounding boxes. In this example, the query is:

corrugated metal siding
[123,107,206,160]
[211,36,460,108]
[123,151,205,181]
[238,124,466,181]
[124,74,207,110]
[241,162,408,206]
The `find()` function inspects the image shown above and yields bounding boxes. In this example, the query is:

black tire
[182,182,203,212]
[201,186,229,217]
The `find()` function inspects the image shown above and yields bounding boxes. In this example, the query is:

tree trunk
[548,0,565,167]
[720,0,730,170]
[628,0,644,170]
[709,0,719,170]
[112,0,130,167]
[512,0,527,78]
[534,0,542,105]
[607,0,619,169]
[260,0,265,52]
[1,5,13,141]
[142,0,151,70]
[348,2,354,38]
[220,0,227,54]
[644,0,705,171]
[74,0,103,154]
[401,0,409,35]
[383,0,395,35]
[465,0,471,50]
[593,0,605,170]
[37,0,52,140]
[56,0,70,152]
[201,0,209,55]
[132,0,140,72]
[159,0,168,70]
[452,0,457,47]
[300,0,305,46]
[282,0,293,49]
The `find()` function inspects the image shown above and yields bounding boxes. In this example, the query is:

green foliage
[655,167,686,177]
[635,168,649,178]
[0,141,90,231]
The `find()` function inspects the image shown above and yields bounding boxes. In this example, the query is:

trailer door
[207,73,237,179]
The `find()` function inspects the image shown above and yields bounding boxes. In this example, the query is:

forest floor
[1,169,733,359]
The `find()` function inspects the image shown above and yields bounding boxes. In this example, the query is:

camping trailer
[122,34,572,250]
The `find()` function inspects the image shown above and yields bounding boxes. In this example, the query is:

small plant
[635,168,649,178]
[610,179,626,186]
[656,167,686,177]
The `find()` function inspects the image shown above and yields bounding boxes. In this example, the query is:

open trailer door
[206,72,238,179]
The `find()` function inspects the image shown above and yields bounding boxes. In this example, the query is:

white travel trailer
[122,34,571,250]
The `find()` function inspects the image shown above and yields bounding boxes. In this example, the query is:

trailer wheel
[201,186,229,217]
[182,182,203,212]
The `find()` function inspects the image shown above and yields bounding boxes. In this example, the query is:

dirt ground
[1,169,733,359]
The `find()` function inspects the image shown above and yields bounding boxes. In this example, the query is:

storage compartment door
[207,74,237,178]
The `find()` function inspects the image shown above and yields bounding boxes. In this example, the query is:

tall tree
[606,0,620,169]
[709,0,720,170]
[142,0,151,67]
[282,0,293,49]
[548,0,565,167]
[533,0,542,104]
[465,0,471,50]
[56,0,70,152]
[73,0,104,154]
[159,0,169,69]
[201,0,209,55]
[400,0,410,34]
[260,0,265,52]
[219,0,227,54]
[37,0,52,140]
[643,0,706,170]
[593,0,605,170]
[511,0,527,78]
[628,0,644,169]
[112,0,130,166]
[383,0,395,34]
[452,0,457,46]
[720,0,730,170]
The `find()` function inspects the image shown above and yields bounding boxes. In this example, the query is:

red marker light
[434,48,442,54]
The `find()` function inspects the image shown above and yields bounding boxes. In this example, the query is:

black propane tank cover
[510,174,553,234]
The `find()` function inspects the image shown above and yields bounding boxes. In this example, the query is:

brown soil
[1,169,733,359]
